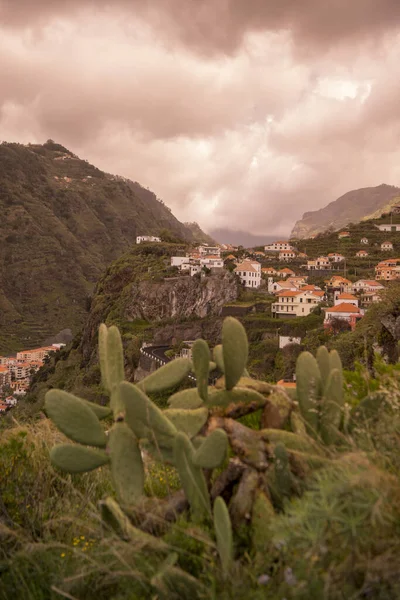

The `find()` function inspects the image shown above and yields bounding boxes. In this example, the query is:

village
[0,343,65,414]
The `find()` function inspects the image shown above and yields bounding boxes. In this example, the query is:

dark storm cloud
[1,0,400,237]
[1,0,400,54]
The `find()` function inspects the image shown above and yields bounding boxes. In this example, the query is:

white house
[324,303,363,330]
[334,292,359,307]
[376,224,400,232]
[381,241,394,251]
[198,245,221,257]
[234,261,262,288]
[338,231,350,239]
[361,237,369,244]
[272,290,324,318]
[279,250,297,261]
[352,280,384,292]
[200,256,224,269]
[171,256,189,268]
[5,396,17,407]
[328,253,345,263]
[279,335,302,349]
[136,235,161,244]
[356,250,368,257]
[268,278,299,294]
[264,241,294,252]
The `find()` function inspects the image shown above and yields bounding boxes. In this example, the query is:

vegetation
[0,142,210,353]
[2,317,400,598]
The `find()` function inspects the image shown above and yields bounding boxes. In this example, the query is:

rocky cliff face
[125,272,238,322]
[291,184,400,239]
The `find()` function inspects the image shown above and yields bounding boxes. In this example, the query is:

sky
[1,1,400,240]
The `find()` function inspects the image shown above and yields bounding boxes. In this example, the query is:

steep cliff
[81,242,238,361]
[291,184,400,239]
[0,141,204,353]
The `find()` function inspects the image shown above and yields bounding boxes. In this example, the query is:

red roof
[326,303,360,314]
[277,290,302,297]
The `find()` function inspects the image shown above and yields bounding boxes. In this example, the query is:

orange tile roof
[279,268,295,274]
[277,290,302,297]
[326,303,360,313]
[234,261,259,273]
[277,380,296,388]
[301,284,319,291]
[337,293,357,300]
[312,291,325,297]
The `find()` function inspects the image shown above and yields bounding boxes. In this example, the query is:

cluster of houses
[0,344,64,414]
[171,245,224,276]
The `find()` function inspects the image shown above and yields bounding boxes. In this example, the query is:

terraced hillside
[0,141,208,353]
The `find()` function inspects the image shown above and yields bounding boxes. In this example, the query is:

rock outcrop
[125,272,238,322]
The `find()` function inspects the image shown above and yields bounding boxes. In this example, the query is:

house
[361,237,369,244]
[16,346,55,363]
[198,245,221,257]
[391,206,400,215]
[225,254,237,261]
[307,256,331,271]
[356,250,369,257]
[279,250,297,261]
[328,253,345,263]
[268,279,300,294]
[334,292,359,307]
[272,290,324,318]
[234,261,262,288]
[264,241,294,252]
[376,224,400,232]
[381,241,394,251]
[352,280,384,292]
[325,275,353,290]
[278,268,296,278]
[360,292,382,308]
[253,251,266,257]
[338,231,350,239]
[200,256,224,269]
[324,303,363,331]
[375,259,400,280]
[0,403,8,414]
[171,256,189,268]
[136,235,161,244]
[5,396,17,407]
[9,363,32,380]
[0,366,11,388]
[279,336,302,349]
[262,267,278,276]
[297,252,308,259]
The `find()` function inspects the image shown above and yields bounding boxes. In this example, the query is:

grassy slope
[0,141,203,354]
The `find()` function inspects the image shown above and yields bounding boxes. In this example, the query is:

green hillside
[0,141,209,354]
[291,183,400,238]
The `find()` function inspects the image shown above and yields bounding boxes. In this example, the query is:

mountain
[209,228,277,247]
[291,184,400,239]
[183,221,216,245]
[0,141,202,353]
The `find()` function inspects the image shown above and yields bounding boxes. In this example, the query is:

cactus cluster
[44,317,346,579]
[295,346,344,444]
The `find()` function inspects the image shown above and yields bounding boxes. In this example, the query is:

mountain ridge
[0,140,210,353]
[291,184,400,239]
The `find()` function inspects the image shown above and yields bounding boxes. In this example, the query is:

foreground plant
[44,317,346,585]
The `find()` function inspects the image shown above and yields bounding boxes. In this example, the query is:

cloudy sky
[1,1,400,239]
